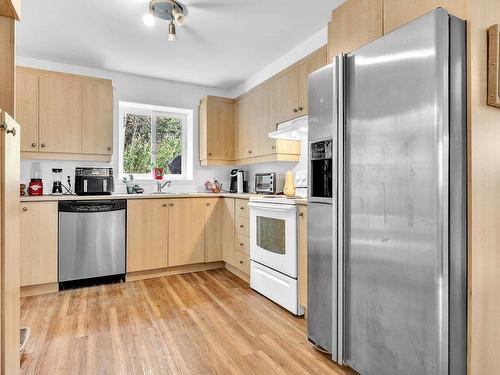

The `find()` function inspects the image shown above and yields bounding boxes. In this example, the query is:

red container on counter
[28,179,43,196]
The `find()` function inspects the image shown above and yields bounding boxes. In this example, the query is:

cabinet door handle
[107,146,112,151]
[239,260,244,264]
[169,203,174,207]
[240,206,244,210]
[248,150,252,154]
[271,145,276,150]
[22,207,28,212]
[298,107,303,111]
[162,203,168,207]
[31,142,36,148]
[208,152,212,156]
[298,212,304,217]
[41,143,46,148]
[293,108,298,113]
[240,224,244,228]
[239,242,244,246]
[206,202,211,206]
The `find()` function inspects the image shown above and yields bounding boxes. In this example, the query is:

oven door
[248,201,298,278]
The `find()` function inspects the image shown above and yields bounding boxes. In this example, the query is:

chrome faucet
[156,180,172,193]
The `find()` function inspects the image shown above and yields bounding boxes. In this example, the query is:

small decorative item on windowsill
[123,174,136,194]
[153,167,164,180]
[204,180,222,193]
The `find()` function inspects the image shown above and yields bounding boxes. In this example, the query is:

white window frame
[118,101,194,181]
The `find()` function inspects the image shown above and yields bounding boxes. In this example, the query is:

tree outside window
[120,103,188,180]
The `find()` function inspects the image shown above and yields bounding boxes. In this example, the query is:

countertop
[20,192,307,205]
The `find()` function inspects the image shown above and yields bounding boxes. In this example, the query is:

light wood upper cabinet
[199,96,234,165]
[39,74,83,154]
[298,205,308,309]
[269,67,299,126]
[383,0,468,34]
[327,20,334,63]
[0,0,20,19]
[204,198,223,262]
[16,67,38,152]
[15,67,113,161]
[127,199,168,272]
[330,0,383,56]
[168,198,205,266]
[298,46,327,115]
[234,94,252,159]
[20,202,58,287]
[229,47,325,164]
[83,79,113,155]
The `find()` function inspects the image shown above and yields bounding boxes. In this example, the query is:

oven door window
[256,216,285,255]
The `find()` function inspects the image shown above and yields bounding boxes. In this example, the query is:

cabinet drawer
[235,215,250,236]
[234,234,249,255]
[232,251,250,275]
[235,199,249,218]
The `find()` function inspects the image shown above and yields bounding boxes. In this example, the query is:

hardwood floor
[20,269,353,375]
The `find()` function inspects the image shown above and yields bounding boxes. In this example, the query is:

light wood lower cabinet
[222,198,235,263]
[225,199,250,279]
[20,201,58,287]
[204,198,223,262]
[168,198,205,266]
[20,198,252,287]
[231,250,250,275]
[298,205,308,309]
[127,199,169,272]
[235,215,250,237]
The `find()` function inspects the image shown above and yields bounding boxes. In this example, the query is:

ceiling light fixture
[168,18,176,41]
[142,12,155,27]
[143,0,188,41]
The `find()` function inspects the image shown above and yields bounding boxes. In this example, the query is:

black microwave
[74,167,114,195]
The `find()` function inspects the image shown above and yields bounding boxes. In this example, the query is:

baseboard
[224,263,250,283]
[21,282,59,297]
[126,261,225,282]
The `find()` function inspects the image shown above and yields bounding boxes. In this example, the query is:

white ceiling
[15,0,343,89]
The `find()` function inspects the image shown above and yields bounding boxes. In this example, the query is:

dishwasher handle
[58,200,126,213]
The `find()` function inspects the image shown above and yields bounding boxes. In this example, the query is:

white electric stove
[248,195,305,316]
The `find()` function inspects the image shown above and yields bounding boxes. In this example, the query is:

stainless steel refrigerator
[307,8,467,375]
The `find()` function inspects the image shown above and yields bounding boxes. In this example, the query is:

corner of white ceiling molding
[228,26,328,99]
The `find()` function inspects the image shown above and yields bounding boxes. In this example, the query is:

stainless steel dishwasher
[58,200,126,288]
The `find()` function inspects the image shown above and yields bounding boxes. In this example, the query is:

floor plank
[20,269,353,375]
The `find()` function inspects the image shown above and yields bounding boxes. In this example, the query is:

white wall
[18,57,235,193]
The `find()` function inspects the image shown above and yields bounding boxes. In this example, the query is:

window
[119,101,193,180]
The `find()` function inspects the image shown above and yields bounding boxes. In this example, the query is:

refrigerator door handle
[335,53,345,365]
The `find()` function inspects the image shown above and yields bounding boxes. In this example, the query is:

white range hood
[268,115,308,141]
